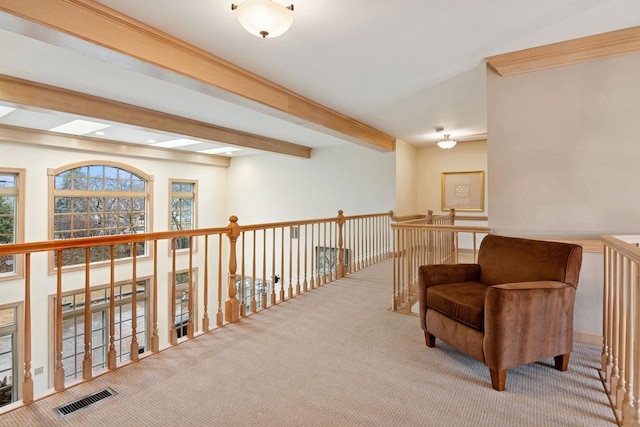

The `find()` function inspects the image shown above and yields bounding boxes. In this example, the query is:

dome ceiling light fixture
[437,134,457,150]
[434,127,457,150]
[231,0,294,39]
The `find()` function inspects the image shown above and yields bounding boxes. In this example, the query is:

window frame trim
[0,168,25,281]
[0,302,23,404]
[168,178,198,255]
[47,161,154,274]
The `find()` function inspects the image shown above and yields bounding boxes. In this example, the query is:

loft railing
[391,210,491,314]
[0,210,393,411]
[601,235,640,427]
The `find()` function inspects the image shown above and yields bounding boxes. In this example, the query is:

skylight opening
[152,138,202,148]
[49,119,111,135]
[0,106,16,118]
[198,147,243,155]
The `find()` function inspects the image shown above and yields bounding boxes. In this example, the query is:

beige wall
[417,141,488,215]
[486,52,640,339]
[394,139,418,216]
[487,53,640,236]
[227,144,396,224]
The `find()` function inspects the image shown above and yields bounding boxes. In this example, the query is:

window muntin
[60,281,148,380]
[0,172,20,275]
[170,181,196,250]
[53,164,148,266]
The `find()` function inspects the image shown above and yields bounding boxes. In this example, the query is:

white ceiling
[1,0,639,156]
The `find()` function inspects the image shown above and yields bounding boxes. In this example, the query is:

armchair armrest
[418,264,480,331]
[483,281,576,371]
[418,264,481,289]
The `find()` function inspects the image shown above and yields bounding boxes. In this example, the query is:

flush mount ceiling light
[437,134,457,150]
[231,0,294,38]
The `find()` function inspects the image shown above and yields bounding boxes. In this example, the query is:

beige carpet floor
[0,260,616,426]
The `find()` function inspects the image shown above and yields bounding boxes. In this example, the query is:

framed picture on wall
[441,171,484,211]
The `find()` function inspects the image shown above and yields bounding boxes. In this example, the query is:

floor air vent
[54,387,117,417]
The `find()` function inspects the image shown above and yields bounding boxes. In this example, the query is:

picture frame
[441,171,485,211]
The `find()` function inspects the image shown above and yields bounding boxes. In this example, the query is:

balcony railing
[0,210,393,410]
[391,210,491,314]
[601,235,640,427]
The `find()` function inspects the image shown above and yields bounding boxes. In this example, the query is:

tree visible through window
[52,164,149,266]
[0,172,19,275]
[170,181,196,250]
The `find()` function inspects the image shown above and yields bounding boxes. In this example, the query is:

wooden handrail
[391,224,491,233]
[0,209,394,410]
[0,226,231,255]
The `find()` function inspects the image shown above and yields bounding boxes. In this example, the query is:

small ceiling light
[437,134,457,150]
[231,0,294,39]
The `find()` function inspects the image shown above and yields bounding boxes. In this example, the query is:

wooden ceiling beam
[487,26,640,76]
[0,0,395,152]
[0,74,312,159]
[0,125,231,167]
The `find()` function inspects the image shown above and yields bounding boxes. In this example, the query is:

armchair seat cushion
[427,282,490,331]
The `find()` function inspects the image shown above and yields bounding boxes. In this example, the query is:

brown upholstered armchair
[418,234,583,391]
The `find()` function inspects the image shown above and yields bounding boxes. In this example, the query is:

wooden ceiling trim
[0,74,312,159]
[0,0,395,152]
[487,26,640,76]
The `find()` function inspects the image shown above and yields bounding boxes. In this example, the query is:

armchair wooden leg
[554,353,570,371]
[425,332,436,347]
[489,369,507,391]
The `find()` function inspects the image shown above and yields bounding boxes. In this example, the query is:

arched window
[50,162,152,267]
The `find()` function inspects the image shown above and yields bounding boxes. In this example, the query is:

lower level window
[235,276,271,314]
[174,271,197,339]
[0,306,17,407]
[61,280,148,380]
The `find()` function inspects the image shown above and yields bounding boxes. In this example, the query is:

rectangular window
[0,306,17,407]
[60,280,148,380]
[170,181,196,250]
[0,171,23,276]
[174,270,197,339]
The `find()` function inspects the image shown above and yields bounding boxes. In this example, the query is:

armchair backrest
[477,235,583,287]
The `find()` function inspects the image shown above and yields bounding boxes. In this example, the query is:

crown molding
[487,26,640,76]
